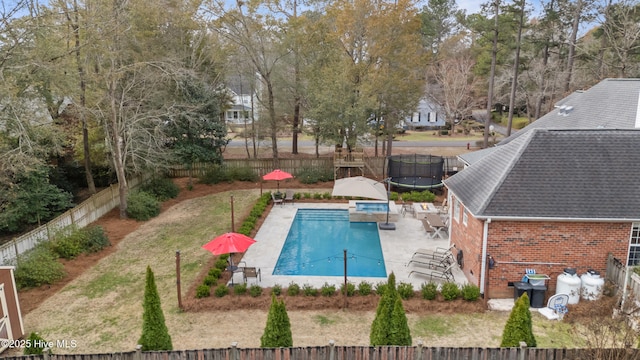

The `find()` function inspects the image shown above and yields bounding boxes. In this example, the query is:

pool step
[295,209,348,221]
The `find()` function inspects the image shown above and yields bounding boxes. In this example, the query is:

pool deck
[235,202,466,289]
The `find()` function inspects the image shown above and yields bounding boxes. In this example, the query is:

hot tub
[348,200,399,223]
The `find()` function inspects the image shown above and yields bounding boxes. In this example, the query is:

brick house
[444,129,640,298]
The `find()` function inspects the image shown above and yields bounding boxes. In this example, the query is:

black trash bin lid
[563,268,577,275]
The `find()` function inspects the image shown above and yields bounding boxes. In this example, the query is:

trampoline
[387,154,445,190]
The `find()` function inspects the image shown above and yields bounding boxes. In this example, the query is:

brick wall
[450,197,631,299]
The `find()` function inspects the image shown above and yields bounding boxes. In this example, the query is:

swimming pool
[273,209,387,277]
[355,202,389,212]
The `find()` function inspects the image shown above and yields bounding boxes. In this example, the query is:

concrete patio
[237,202,466,290]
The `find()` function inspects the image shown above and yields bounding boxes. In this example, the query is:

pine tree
[500,292,537,347]
[138,266,173,351]
[261,294,293,347]
[370,272,411,345]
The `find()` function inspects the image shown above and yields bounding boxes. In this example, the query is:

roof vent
[557,105,574,116]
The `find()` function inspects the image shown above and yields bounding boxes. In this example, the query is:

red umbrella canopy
[202,232,256,255]
[262,169,293,181]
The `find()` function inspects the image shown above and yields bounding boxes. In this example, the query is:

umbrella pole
[379,178,396,231]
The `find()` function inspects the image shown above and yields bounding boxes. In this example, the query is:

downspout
[480,218,491,296]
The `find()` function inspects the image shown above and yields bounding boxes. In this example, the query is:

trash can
[513,281,532,301]
[530,285,547,308]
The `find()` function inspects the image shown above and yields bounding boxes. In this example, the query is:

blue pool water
[355,202,388,212]
[273,209,387,277]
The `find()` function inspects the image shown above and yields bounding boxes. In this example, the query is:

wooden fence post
[415,340,423,360]
[230,342,239,360]
[519,341,527,360]
[328,340,335,360]
[134,344,142,360]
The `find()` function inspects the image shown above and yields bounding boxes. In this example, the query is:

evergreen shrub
[260,294,293,347]
[126,190,160,221]
[249,284,263,297]
[214,284,229,297]
[14,245,65,289]
[397,282,415,299]
[461,284,481,301]
[441,282,460,300]
[140,177,180,201]
[196,285,210,298]
[421,282,438,300]
[357,281,373,295]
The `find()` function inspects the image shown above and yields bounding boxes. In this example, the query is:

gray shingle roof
[500,78,640,145]
[444,129,640,220]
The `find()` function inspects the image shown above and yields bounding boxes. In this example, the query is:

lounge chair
[412,245,455,260]
[284,190,295,204]
[409,263,455,281]
[408,253,454,270]
[234,260,261,284]
[271,192,284,206]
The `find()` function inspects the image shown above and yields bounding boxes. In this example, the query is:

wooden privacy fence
[3,344,639,360]
[606,253,640,304]
[0,175,148,266]
[167,157,464,179]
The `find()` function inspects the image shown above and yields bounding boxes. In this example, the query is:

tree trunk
[67,0,96,194]
[563,0,582,94]
[484,0,500,148]
[507,0,526,136]
[266,81,279,167]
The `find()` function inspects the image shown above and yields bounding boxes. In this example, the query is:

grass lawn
[22,188,584,354]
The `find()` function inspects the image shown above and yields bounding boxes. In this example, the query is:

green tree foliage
[0,167,73,234]
[370,272,412,345]
[138,266,173,351]
[261,294,293,348]
[500,292,536,347]
[23,332,49,355]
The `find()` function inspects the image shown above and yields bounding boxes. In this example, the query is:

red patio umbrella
[203,232,257,285]
[202,232,256,255]
[262,169,293,192]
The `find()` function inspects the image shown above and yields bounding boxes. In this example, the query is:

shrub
[138,266,173,351]
[399,190,436,203]
[82,225,110,253]
[219,253,230,261]
[23,332,48,355]
[287,283,300,296]
[375,282,388,295]
[421,282,438,300]
[461,284,481,301]
[215,258,228,270]
[271,284,282,296]
[321,283,336,296]
[196,285,211,298]
[261,294,293,347]
[303,284,318,296]
[501,292,536,347]
[441,282,460,301]
[234,283,248,295]
[126,190,160,221]
[227,167,258,182]
[140,177,180,201]
[249,284,263,297]
[208,268,222,279]
[214,284,229,297]
[340,282,356,297]
[50,228,84,259]
[199,166,232,184]
[357,281,373,295]
[397,282,415,300]
[14,245,65,289]
[296,168,333,184]
[203,275,217,286]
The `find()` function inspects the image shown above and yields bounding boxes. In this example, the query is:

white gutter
[480,218,491,295]
[473,216,640,223]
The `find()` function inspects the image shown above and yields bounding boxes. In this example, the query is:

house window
[453,199,460,223]
[462,210,468,226]
[628,223,640,266]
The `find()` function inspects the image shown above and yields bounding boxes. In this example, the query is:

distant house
[224,76,259,126]
[444,78,640,299]
[404,98,446,129]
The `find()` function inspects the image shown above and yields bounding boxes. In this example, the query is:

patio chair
[284,190,295,204]
[409,263,455,281]
[271,192,284,206]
